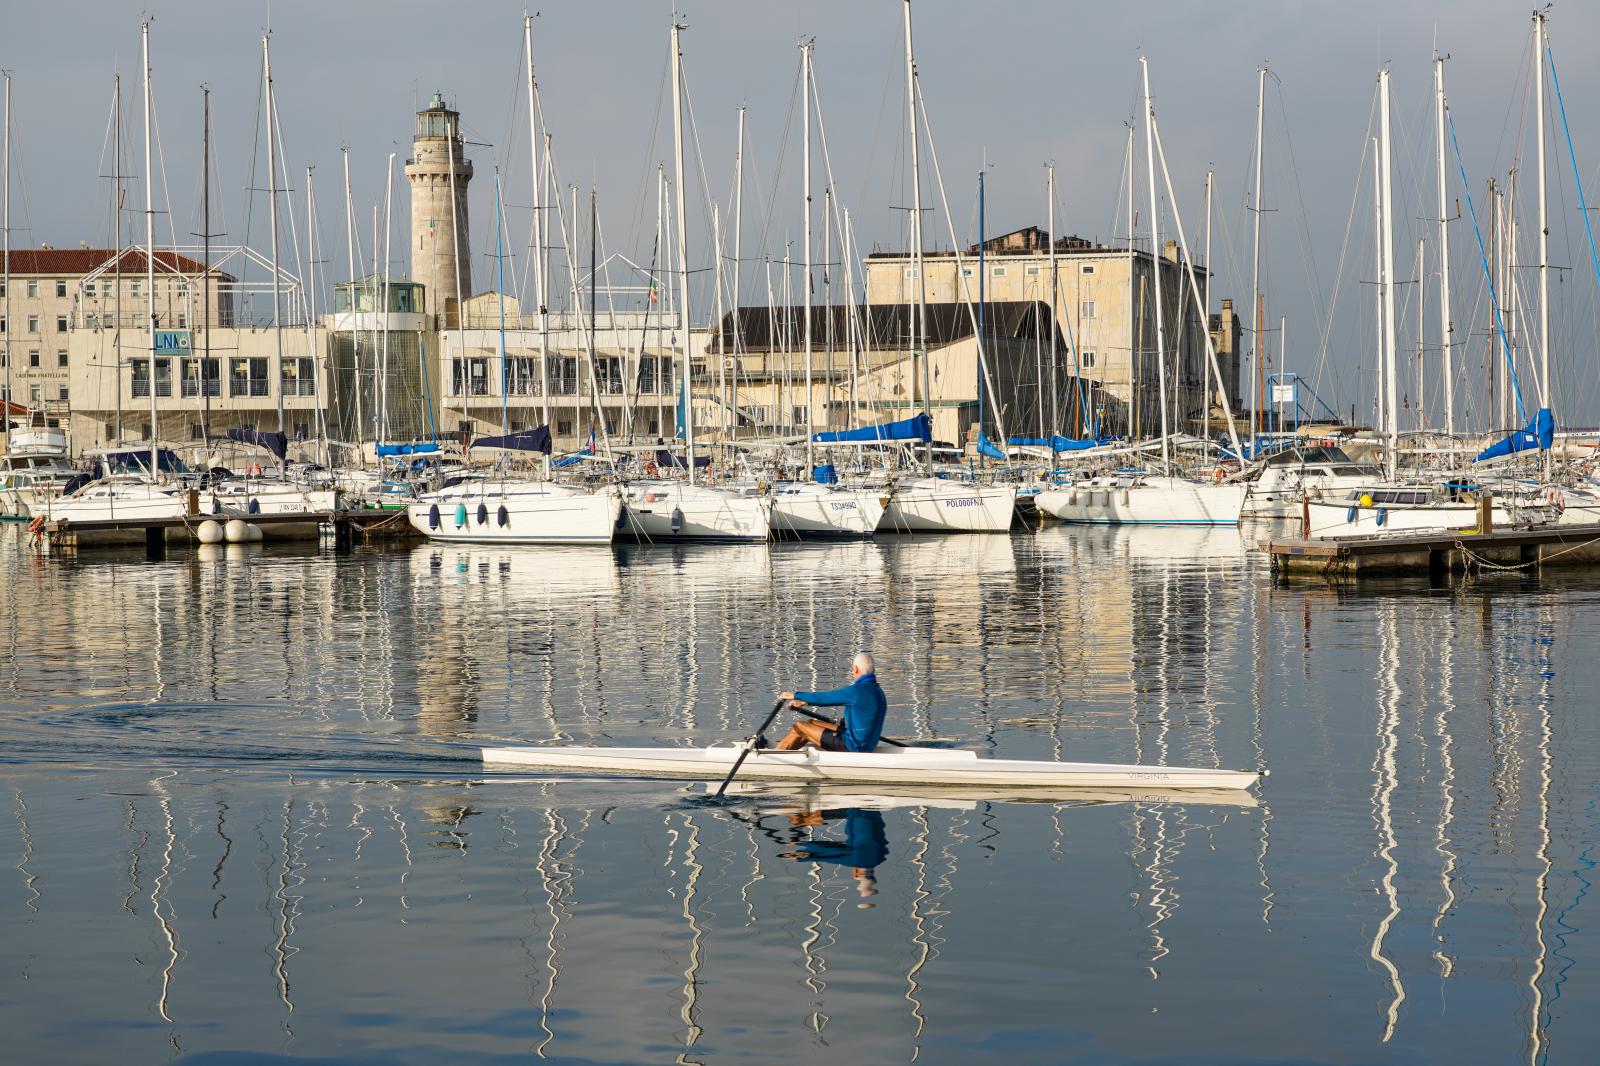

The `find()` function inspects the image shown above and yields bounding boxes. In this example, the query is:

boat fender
[428,504,441,530]
[1376,506,1387,527]
[247,497,260,515]
[1346,505,1358,524]
[1067,490,1078,506]
[1360,493,1374,508]
[497,504,509,527]
[211,496,222,515]
[476,502,489,526]
[670,506,684,533]
[454,502,468,528]
[1120,488,1131,506]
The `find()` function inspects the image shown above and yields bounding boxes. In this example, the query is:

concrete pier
[1264,523,1600,579]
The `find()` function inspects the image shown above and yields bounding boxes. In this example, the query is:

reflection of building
[863,227,1240,438]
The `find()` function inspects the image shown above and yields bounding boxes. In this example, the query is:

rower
[772,652,887,753]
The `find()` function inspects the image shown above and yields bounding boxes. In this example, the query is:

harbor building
[863,227,1243,439]
[406,91,473,326]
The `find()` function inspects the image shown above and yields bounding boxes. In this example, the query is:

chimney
[1163,239,1179,262]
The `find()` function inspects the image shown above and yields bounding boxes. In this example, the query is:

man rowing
[771,651,887,753]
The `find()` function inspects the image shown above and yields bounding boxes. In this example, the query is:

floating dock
[37,508,422,556]
[1264,523,1600,579]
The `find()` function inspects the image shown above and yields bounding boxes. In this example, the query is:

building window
[191,423,205,441]
[182,357,221,397]
[58,386,69,402]
[56,349,67,368]
[552,355,578,396]
[293,421,311,441]
[229,356,270,397]
[961,266,974,279]
[992,265,1007,277]
[556,419,573,435]
[509,419,525,433]
[55,280,67,298]
[281,357,317,396]
[55,315,67,333]
[648,418,660,435]
[1081,300,1096,319]
[1025,265,1041,277]
[131,280,142,298]
[903,267,915,279]
[25,280,38,298]
[451,357,489,397]
[131,358,171,397]
[28,349,40,368]
[638,356,671,395]
[1080,350,1096,368]
[177,314,187,329]
[507,356,542,395]
[84,314,98,329]
[27,315,38,333]
[83,281,96,297]
[596,356,624,395]
[1081,265,1096,275]
[28,384,40,402]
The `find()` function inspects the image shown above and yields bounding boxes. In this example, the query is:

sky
[5,0,1600,425]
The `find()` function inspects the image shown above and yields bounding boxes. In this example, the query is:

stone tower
[405,91,473,324]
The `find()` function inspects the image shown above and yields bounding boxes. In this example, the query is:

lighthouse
[405,90,473,324]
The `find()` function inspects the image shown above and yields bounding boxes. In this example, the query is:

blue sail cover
[470,426,552,454]
[1475,407,1554,462]
[813,413,932,444]
[1007,434,1114,452]
[376,442,441,457]
[976,433,1007,460]
[225,428,288,461]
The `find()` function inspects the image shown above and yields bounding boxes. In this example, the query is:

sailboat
[620,21,771,543]
[1036,57,1248,527]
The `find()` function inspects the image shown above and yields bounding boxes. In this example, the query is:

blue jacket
[795,673,887,753]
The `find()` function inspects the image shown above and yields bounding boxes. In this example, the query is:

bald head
[852,652,875,677]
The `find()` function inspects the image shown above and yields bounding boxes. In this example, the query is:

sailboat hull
[880,479,1016,533]
[770,484,886,537]
[1036,476,1244,526]
[620,481,771,542]
[409,483,622,545]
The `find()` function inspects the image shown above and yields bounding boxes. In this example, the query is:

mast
[1203,167,1213,439]
[200,88,213,442]
[1434,55,1455,436]
[2,70,10,451]
[496,168,508,437]
[380,156,394,444]
[143,20,159,471]
[540,133,553,448]
[731,105,745,445]
[524,15,551,457]
[305,165,325,461]
[340,146,367,470]
[1047,163,1059,437]
[654,163,665,443]
[1533,9,1551,472]
[113,74,124,443]
[903,0,931,468]
[801,39,816,472]
[1416,238,1425,429]
[670,19,696,483]
[1378,69,1400,480]
[263,33,285,441]
[1249,65,1266,449]
[1139,57,1171,470]
[978,166,987,448]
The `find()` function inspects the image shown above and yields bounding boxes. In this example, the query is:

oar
[791,705,910,748]
[714,697,788,798]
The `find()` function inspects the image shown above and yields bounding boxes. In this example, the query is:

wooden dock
[1264,523,1600,579]
[39,508,422,556]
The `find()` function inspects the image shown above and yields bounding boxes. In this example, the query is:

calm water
[1,523,1597,1064]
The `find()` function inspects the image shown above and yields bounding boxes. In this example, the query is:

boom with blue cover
[812,413,931,444]
[976,433,1007,460]
[1008,434,1112,452]
[1475,407,1554,462]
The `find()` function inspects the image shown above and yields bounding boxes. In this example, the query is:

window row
[448,356,674,398]
[0,315,69,333]
[0,349,69,369]
[130,357,316,399]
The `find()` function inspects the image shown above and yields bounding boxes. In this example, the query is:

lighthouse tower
[405,90,473,324]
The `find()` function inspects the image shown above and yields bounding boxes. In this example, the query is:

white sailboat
[410,477,621,545]
[769,480,885,537]
[880,476,1015,533]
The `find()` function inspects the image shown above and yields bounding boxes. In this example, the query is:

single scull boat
[480,742,1263,791]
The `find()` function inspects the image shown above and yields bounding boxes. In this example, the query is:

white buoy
[197,519,224,544]
[244,523,264,543]
[224,519,250,543]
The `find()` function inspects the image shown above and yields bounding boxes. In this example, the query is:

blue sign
[154,330,192,354]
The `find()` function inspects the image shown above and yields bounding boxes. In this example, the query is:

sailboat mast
[1249,65,1266,449]
[113,75,124,443]
[903,0,931,468]
[1047,163,1059,436]
[670,19,696,484]
[341,146,367,469]
[1378,69,1400,481]
[1139,57,1171,469]
[263,34,285,441]
[524,16,551,447]
[306,165,325,461]
[1533,10,1551,480]
[496,168,509,437]
[801,39,815,473]
[143,20,159,471]
[380,156,394,445]
[1434,56,1455,436]
[2,71,10,451]
[201,89,213,442]
[654,163,665,443]
[731,105,745,445]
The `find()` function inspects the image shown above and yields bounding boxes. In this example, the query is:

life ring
[249,463,262,477]
[645,460,659,478]
[25,516,45,535]
[1213,467,1224,483]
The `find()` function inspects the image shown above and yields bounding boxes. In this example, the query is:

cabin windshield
[104,449,191,476]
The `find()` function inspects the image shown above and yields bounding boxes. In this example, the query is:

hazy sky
[6,1,1600,422]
